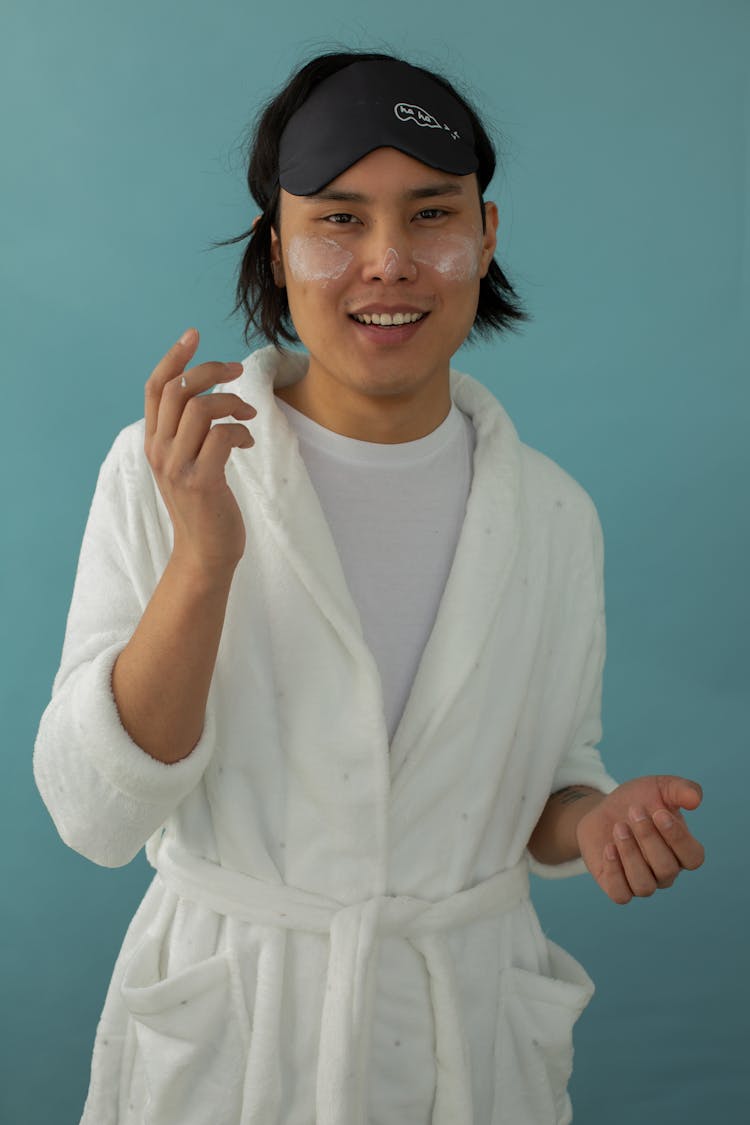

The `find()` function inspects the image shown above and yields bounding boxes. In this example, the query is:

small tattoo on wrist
[553,786,591,806]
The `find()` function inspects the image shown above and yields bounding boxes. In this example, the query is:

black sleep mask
[278,59,479,196]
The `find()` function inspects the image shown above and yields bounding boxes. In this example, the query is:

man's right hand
[144,327,256,576]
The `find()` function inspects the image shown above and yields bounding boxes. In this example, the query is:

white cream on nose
[286,234,353,284]
[381,247,402,282]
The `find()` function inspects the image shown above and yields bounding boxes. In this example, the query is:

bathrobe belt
[151,837,530,1125]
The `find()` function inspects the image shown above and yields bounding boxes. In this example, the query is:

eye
[323,213,360,225]
[416,208,447,220]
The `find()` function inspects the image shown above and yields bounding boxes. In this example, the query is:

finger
[153,361,245,444]
[169,393,256,465]
[651,808,705,871]
[145,329,200,440]
[658,775,703,812]
[612,822,658,897]
[192,422,255,480]
[601,844,633,905]
[627,806,680,888]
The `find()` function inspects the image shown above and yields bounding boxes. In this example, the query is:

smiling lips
[350,310,427,326]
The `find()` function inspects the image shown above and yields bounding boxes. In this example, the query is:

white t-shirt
[275,396,476,741]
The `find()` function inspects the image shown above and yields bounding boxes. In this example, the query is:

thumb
[659,775,703,811]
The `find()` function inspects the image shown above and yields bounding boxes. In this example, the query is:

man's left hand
[576,775,704,904]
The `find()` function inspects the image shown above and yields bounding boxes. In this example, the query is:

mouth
[350,311,428,327]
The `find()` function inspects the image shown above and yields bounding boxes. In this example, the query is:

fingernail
[629,806,648,822]
[179,328,196,346]
[225,362,244,374]
[653,810,673,831]
[605,844,617,861]
[614,822,631,840]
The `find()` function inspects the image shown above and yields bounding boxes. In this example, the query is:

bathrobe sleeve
[33,424,216,868]
[528,499,619,879]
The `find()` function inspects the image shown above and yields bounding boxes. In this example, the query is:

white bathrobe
[34,345,618,1125]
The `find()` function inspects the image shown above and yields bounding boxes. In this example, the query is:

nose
[360,226,418,284]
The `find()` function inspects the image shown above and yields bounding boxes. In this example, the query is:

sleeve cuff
[74,642,216,804]
[527,853,591,879]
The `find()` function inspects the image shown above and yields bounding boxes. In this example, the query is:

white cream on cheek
[284,228,484,285]
[412,231,484,281]
[286,234,353,285]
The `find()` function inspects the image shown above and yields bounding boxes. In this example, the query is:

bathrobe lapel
[230,348,378,678]
[229,348,521,788]
[389,371,522,789]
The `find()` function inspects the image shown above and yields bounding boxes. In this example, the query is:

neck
[274,368,452,444]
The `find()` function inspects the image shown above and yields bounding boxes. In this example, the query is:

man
[34,52,704,1124]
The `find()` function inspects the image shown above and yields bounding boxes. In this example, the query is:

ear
[269,225,286,287]
[478,201,499,278]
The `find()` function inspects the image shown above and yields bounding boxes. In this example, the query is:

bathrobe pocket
[120,930,251,1125]
[492,940,594,1125]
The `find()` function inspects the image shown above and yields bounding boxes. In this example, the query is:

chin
[350,353,433,384]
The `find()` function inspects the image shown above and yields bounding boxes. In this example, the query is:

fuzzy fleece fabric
[34,345,618,1124]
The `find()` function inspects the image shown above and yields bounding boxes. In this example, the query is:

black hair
[212,48,532,350]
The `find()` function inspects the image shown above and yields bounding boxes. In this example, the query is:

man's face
[270,147,498,412]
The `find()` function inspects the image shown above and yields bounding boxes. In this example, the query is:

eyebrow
[302,181,467,204]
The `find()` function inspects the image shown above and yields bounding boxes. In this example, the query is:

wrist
[168,547,239,591]
[528,786,605,865]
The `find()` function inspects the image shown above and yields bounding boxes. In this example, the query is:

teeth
[353,311,425,325]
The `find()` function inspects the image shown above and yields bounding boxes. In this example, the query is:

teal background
[2,0,747,1121]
